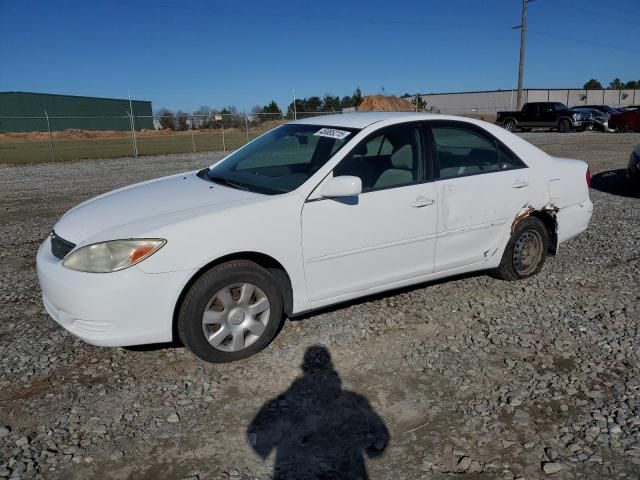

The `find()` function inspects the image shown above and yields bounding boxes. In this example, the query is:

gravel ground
[1,131,639,480]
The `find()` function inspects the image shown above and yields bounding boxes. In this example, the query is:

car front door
[300,123,438,303]
[540,104,559,128]
[426,121,531,272]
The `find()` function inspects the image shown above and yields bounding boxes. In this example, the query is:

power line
[580,0,639,18]
[527,29,640,54]
[98,0,640,55]
[545,0,640,28]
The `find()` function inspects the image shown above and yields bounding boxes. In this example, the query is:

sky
[1,0,639,113]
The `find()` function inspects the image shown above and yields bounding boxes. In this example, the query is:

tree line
[155,86,365,130]
[583,78,640,90]
[156,105,272,131]
[284,87,364,118]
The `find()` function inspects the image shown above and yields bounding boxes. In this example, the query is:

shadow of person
[247,346,389,480]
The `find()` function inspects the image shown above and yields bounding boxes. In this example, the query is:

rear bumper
[556,200,593,245]
[37,237,195,347]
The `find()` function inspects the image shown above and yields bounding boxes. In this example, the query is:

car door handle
[512,180,530,189]
[411,197,435,208]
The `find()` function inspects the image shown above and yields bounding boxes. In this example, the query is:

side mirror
[319,175,362,198]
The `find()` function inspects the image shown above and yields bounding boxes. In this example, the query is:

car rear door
[300,123,438,303]
[425,121,532,272]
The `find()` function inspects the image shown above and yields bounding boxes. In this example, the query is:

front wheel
[557,119,572,133]
[492,217,549,281]
[178,260,284,363]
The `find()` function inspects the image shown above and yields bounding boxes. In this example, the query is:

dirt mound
[358,95,415,112]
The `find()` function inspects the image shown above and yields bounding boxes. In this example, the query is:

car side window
[334,124,423,191]
[497,143,526,169]
[430,124,524,179]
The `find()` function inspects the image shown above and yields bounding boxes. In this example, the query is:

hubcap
[228,308,246,325]
[513,230,543,276]
[201,283,270,352]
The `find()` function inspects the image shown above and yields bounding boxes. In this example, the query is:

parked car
[37,113,593,363]
[609,107,640,132]
[497,102,592,133]
[628,144,640,186]
[580,105,620,115]
[569,107,613,132]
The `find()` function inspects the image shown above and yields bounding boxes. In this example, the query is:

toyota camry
[37,113,593,362]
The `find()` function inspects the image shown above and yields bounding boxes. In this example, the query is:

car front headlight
[62,239,166,273]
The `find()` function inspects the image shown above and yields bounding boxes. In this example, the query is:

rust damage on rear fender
[511,204,559,233]
[512,206,536,231]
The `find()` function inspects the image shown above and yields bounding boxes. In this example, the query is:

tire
[492,217,549,281]
[557,119,572,133]
[178,260,284,363]
[504,119,517,132]
[616,122,629,133]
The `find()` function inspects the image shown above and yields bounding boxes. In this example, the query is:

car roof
[289,112,446,129]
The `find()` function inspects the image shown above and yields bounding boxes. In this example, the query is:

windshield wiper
[208,174,251,191]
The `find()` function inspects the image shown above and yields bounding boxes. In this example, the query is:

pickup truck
[497,102,592,133]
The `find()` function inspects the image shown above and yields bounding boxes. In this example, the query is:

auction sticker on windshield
[313,128,351,140]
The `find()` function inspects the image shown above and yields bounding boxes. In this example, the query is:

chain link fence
[0,108,498,164]
[0,111,341,164]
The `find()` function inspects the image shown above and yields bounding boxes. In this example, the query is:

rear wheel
[504,119,517,132]
[558,119,572,133]
[493,217,548,281]
[178,260,284,363]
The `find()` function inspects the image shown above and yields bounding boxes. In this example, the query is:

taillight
[586,167,592,188]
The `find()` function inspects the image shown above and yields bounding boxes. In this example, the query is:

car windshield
[551,103,567,111]
[202,124,357,195]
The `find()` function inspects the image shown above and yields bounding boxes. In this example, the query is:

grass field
[0,114,503,165]
[0,124,284,164]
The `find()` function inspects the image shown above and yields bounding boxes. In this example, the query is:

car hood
[54,171,262,244]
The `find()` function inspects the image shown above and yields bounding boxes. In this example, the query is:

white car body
[37,113,593,348]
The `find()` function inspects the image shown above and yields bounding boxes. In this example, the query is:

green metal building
[0,91,153,132]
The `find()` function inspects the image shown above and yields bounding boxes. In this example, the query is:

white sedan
[37,113,593,362]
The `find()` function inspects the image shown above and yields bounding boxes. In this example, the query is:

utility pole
[514,0,533,110]
[292,88,297,120]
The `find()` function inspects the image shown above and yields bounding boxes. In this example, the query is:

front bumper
[573,120,593,129]
[37,237,195,347]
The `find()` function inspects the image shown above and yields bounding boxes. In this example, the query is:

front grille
[50,231,76,260]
